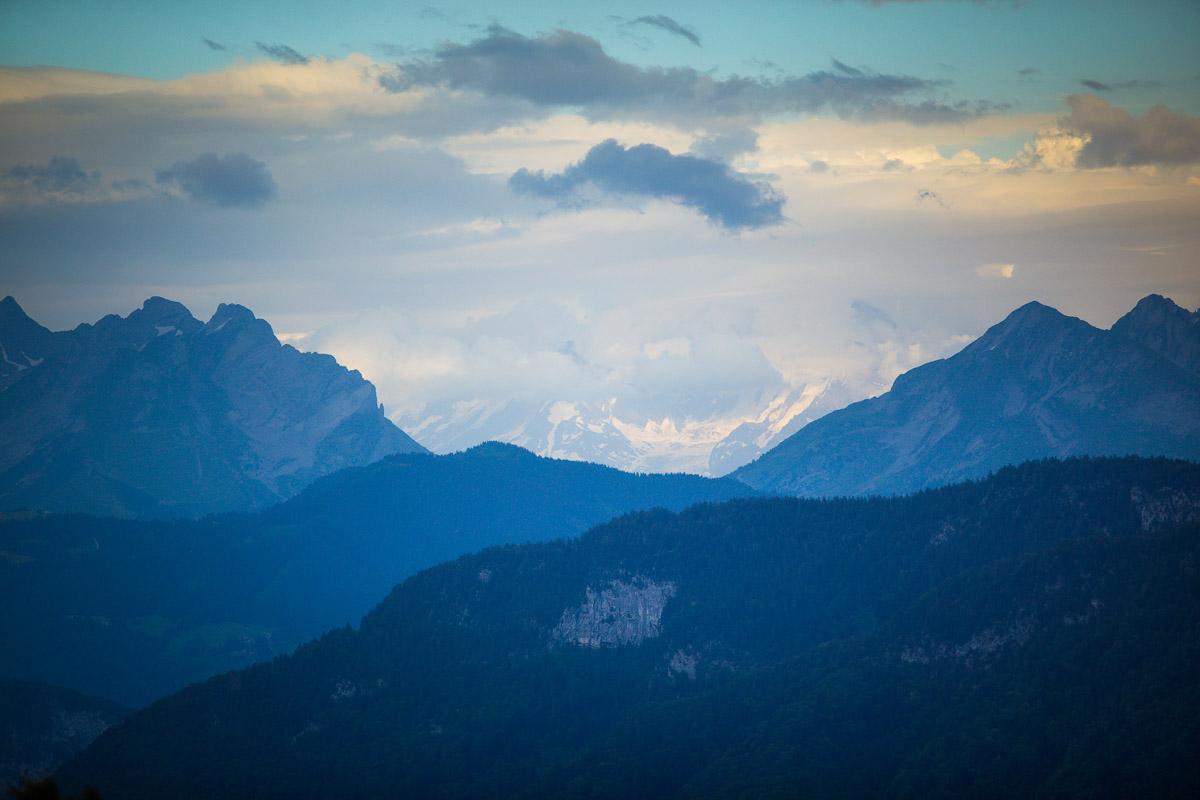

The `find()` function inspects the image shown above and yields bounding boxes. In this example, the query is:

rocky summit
[0,297,425,518]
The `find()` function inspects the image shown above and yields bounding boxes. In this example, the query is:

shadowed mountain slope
[0,443,754,706]
[60,457,1200,798]
[733,295,1200,497]
[0,297,425,518]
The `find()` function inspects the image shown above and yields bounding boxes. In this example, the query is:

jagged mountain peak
[949,300,1098,369]
[1112,293,1199,375]
[1122,293,1193,320]
[139,295,192,317]
[0,298,426,517]
[205,302,273,338]
[0,296,43,335]
[0,295,29,319]
[977,300,1089,342]
[125,296,202,335]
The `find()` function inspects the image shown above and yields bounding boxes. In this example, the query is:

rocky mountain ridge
[733,295,1200,497]
[0,297,425,517]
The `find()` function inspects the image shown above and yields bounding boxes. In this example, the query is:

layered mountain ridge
[0,297,426,517]
[58,457,1200,798]
[733,295,1200,497]
[0,442,754,707]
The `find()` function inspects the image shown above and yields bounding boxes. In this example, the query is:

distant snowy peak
[402,384,854,476]
[707,381,854,476]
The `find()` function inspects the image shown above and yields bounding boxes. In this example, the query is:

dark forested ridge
[0,443,754,707]
[0,296,425,519]
[0,681,125,790]
[734,294,1200,497]
[60,457,1200,798]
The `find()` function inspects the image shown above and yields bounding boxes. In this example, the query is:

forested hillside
[60,457,1200,798]
[0,443,753,706]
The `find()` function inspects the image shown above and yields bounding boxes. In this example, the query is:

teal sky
[1,0,1197,115]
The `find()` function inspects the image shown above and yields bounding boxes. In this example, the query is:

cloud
[4,155,99,194]
[831,59,865,78]
[882,157,906,171]
[1064,94,1200,167]
[386,27,1007,126]
[202,37,227,52]
[1079,78,1163,92]
[627,15,701,46]
[155,152,277,207]
[976,262,1015,279]
[808,159,830,173]
[255,41,309,65]
[689,128,759,162]
[1017,67,1039,77]
[916,187,945,206]
[851,299,898,328]
[509,139,784,229]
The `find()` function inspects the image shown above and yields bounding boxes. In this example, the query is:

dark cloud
[851,300,898,329]
[1017,67,1039,77]
[881,157,906,171]
[916,188,946,206]
[255,42,309,65]
[508,139,784,229]
[831,58,865,78]
[4,156,99,193]
[1080,78,1163,92]
[627,15,701,46]
[1065,94,1200,167]
[155,153,277,208]
[202,37,227,52]
[385,27,1007,126]
[808,160,830,174]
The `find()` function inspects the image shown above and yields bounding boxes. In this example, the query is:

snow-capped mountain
[400,382,855,476]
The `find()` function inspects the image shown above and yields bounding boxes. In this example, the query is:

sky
[1,0,1198,469]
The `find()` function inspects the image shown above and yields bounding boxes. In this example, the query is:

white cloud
[977,262,1016,279]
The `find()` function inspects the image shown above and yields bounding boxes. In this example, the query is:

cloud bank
[386,26,1006,126]
[1066,95,1200,167]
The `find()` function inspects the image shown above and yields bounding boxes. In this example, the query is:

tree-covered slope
[0,443,754,706]
[0,681,126,791]
[733,295,1200,497]
[60,457,1200,798]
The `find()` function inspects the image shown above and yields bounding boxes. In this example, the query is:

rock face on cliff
[733,295,1200,497]
[0,297,425,517]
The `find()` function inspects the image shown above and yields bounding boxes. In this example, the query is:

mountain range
[734,295,1200,496]
[58,457,1200,798]
[0,443,753,707]
[0,296,425,518]
[401,382,855,477]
